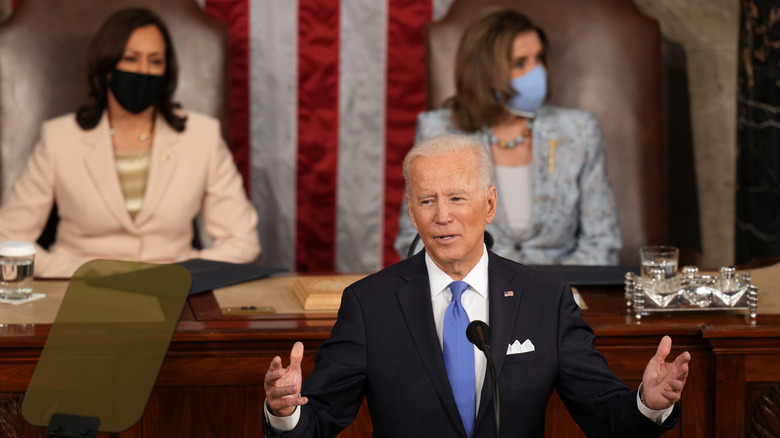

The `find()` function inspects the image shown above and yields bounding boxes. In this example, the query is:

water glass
[0,241,35,300]
[639,245,679,279]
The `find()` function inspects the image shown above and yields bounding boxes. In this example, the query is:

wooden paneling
[746,384,780,437]
[704,322,780,438]
[0,287,778,437]
[746,356,780,382]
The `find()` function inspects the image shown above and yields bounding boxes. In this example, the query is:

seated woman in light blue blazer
[395,7,621,265]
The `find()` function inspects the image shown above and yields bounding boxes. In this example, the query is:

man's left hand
[641,335,691,410]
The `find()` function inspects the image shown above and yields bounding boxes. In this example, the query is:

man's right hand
[264,341,309,417]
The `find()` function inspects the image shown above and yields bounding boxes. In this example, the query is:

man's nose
[434,204,453,223]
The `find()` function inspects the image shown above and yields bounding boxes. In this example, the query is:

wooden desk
[0,275,779,437]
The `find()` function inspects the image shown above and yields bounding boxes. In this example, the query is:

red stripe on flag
[204,0,251,192]
[383,0,432,267]
[296,0,340,272]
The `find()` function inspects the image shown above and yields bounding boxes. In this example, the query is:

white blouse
[495,163,533,235]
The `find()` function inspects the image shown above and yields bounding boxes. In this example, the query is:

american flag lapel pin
[504,290,514,297]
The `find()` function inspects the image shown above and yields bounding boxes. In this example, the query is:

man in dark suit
[264,133,690,437]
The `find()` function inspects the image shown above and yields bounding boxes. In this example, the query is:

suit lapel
[396,252,467,436]
[83,113,138,232]
[476,252,522,426]
[135,114,180,223]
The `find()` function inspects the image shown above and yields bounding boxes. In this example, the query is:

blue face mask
[506,65,547,117]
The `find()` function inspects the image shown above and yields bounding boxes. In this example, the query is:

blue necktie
[443,280,475,436]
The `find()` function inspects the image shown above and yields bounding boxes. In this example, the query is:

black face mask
[109,69,165,114]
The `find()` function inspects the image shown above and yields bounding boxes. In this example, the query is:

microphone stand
[481,344,500,438]
[467,321,499,438]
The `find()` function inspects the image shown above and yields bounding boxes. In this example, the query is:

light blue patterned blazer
[395,105,621,265]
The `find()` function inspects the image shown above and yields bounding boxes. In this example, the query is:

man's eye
[123,56,137,63]
[151,59,164,65]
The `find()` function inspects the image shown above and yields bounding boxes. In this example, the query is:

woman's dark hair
[448,7,548,132]
[76,8,186,131]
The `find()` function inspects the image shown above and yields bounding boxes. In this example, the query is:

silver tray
[624,268,758,319]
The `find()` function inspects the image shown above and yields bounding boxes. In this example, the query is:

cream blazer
[0,111,260,277]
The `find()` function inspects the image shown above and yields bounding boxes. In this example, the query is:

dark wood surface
[0,285,779,437]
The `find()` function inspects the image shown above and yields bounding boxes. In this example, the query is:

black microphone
[466,320,499,438]
[466,320,490,350]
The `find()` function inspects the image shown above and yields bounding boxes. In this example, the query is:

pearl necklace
[108,128,152,142]
[487,119,534,149]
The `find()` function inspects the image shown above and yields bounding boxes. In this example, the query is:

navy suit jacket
[265,250,680,437]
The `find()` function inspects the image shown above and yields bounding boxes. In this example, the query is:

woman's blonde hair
[447,7,548,132]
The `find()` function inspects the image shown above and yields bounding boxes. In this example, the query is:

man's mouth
[436,234,457,241]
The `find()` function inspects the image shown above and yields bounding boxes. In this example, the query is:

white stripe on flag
[336,0,388,273]
[250,0,299,271]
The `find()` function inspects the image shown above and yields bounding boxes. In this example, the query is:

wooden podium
[1,268,780,437]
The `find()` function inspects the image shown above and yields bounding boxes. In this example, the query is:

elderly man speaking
[263,133,690,438]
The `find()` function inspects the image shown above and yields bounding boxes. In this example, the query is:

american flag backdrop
[198,0,456,273]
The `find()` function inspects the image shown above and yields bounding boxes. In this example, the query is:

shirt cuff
[636,383,674,424]
[264,399,301,432]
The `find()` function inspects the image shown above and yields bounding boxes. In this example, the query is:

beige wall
[635,0,739,268]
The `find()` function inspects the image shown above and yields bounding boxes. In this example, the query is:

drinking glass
[639,246,678,279]
[0,241,35,300]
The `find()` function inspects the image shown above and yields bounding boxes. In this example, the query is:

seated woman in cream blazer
[0,8,260,278]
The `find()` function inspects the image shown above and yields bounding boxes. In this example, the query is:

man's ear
[485,186,497,224]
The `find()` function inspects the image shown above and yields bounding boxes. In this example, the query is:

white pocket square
[506,339,535,355]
